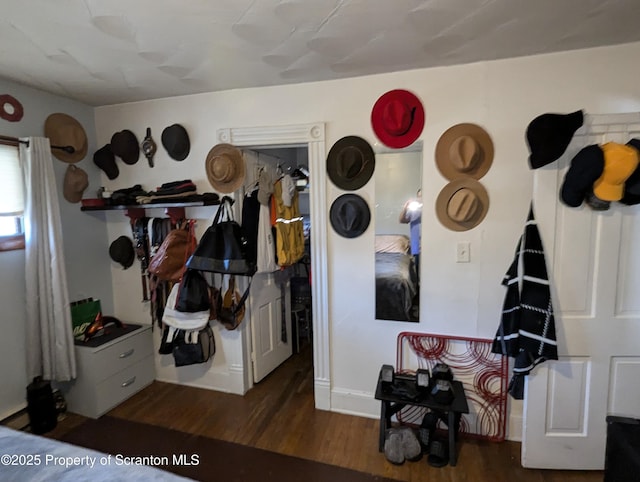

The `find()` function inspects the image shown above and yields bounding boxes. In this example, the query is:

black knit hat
[93,144,119,180]
[109,236,135,269]
[111,129,140,165]
[329,194,370,238]
[560,144,604,207]
[527,110,584,169]
[621,137,640,206]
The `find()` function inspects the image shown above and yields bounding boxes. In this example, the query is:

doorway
[241,145,313,383]
[216,123,330,410]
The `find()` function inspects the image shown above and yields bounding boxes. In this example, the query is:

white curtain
[20,137,76,381]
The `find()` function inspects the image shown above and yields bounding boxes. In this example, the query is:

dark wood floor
[46,343,603,482]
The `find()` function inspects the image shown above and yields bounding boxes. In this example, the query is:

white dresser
[65,324,154,418]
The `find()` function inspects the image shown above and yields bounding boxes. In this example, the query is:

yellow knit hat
[593,142,639,201]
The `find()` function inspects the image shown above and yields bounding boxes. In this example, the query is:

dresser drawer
[93,355,155,417]
[75,326,153,383]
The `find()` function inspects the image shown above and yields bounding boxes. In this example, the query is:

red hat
[371,89,425,148]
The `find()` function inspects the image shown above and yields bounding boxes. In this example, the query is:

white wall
[94,42,640,439]
[0,79,112,419]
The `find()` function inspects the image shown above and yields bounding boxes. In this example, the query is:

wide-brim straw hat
[371,89,425,149]
[435,178,489,231]
[44,113,88,163]
[435,123,494,181]
[206,143,245,193]
[327,136,375,191]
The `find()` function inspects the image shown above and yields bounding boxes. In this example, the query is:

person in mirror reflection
[399,188,422,281]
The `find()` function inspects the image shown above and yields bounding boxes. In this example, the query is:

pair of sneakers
[383,426,422,464]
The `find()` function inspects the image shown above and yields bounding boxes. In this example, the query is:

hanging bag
[172,325,215,367]
[148,220,197,282]
[217,275,251,330]
[187,196,256,276]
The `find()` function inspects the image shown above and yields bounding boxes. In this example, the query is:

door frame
[216,123,330,410]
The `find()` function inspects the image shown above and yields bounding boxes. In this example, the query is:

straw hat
[326,136,375,191]
[44,113,88,163]
[435,123,494,180]
[205,143,245,193]
[371,89,425,149]
[63,164,89,203]
[435,178,489,231]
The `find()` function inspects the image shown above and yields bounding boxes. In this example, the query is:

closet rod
[0,135,75,153]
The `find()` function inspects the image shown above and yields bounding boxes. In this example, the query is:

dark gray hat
[161,124,190,161]
[109,236,135,269]
[329,194,370,238]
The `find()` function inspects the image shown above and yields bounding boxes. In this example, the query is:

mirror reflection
[375,144,422,322]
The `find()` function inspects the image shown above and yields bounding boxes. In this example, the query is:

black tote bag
[187,196,256,275]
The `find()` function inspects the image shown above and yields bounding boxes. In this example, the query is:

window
[0,143,25,250]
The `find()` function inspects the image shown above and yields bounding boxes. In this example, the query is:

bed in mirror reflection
[374,145,422,322]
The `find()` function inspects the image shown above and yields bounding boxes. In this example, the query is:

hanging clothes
[256,201,278,273]
[241,188,260,268]
[492,203,558,399]
[273,174,305,267]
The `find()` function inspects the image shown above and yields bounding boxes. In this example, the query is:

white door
[249,272,292,383]
[523,113,640,469]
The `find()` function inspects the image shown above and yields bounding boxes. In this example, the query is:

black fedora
[111,129,140,165]
[93,144,119,180]
[560,144,604,207]
[161,124,190,161]
[109,236,135,269]
[527,110,584,169]
[330,194,370,238]
[327,136,375,190]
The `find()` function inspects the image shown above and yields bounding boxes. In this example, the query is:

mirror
[374,142,422,322]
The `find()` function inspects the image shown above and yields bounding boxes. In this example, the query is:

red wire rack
[395,331,509,442]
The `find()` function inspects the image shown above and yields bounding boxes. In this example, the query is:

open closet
[240,146,313,384]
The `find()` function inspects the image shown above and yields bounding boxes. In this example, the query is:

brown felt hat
[435,178,489,231]
[435,123,493,181]
[44,113,88,163]
[206,143,245,193]
[63,164,89,204]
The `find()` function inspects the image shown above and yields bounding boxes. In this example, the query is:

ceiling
[1,0,639,107]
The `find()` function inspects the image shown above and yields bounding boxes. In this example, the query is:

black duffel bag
[187,196,256,276]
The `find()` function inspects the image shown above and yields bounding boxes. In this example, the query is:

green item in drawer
[70,298,101,339]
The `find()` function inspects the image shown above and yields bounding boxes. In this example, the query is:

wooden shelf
[80,199,220,212]
[81,199,220,223]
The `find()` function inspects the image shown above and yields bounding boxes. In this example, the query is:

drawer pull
[121,376,136,388]
[119,348,135,359]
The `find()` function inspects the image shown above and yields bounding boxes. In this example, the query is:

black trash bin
[605,415,640,482]
[26,376,57,434]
